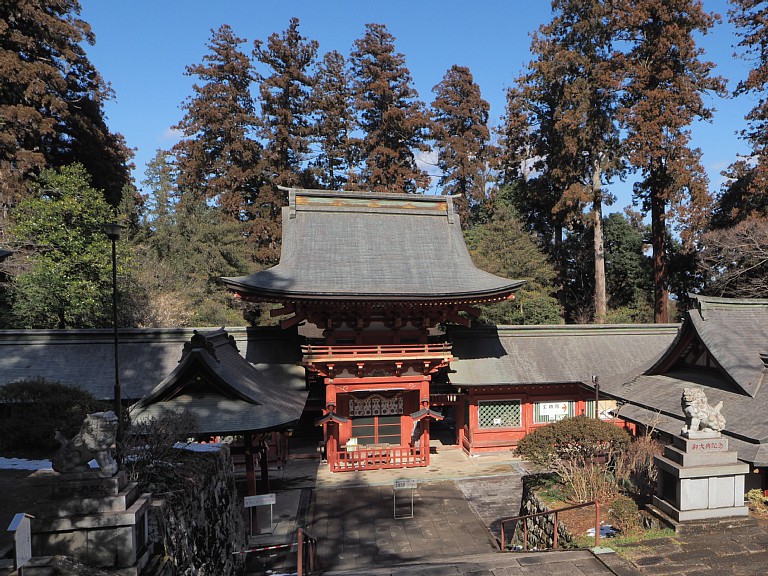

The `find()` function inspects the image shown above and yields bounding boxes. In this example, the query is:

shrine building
[222,188,678,472]
[222,188,523,471]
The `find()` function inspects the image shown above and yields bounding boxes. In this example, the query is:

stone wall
[146,445,245,576]
[510,474,575,550]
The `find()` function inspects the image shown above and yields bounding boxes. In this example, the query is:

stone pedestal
[29,471,152,576]
[653,435,750,522]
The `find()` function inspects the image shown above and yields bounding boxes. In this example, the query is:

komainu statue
[681,388,726,437]
[52,411,119,477]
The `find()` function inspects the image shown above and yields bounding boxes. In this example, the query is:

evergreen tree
[516,0,623,323]
[351,23,432,194]
[431,65,493,227]
[0,0,132,229]
[254,17,318,188]
[133,152,251,327]
[465,188,563,325]
[310,50,360,190]
[726,1,768,218]
[8,165,132,328]
[617,0,725,322]
[171,24,263,215]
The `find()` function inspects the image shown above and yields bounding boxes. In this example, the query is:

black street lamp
[104,223,124,459]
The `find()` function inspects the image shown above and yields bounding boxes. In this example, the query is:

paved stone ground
[610,520,768,576]
[456,475,525,543]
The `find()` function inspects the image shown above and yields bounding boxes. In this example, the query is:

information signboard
[7,512,33,570]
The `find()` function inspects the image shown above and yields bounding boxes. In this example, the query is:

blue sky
[80,1,751,211]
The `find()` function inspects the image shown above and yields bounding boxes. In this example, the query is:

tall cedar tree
[523,0,623,323]
[311,50,361,189]
[351,23,432,194]
[171,25,263,215]
[0,0,131,229]
[496,88,563,249]
[254,17,318,188]
[618,0,725,322]
[431,65,493,227]
[723,1,768,223]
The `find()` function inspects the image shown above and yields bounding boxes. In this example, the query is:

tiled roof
[131,329,307,434]
[449,324,679,387]
[223,188,525,301]
[0,326,304,401]
[600,295,768,466]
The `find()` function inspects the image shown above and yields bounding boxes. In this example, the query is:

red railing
[330,445,427,471]
[302,343,452,359]
[499,501,602,551]
[296,527,319,575]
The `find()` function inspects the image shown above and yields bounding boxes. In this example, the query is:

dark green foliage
[0,379,105,456]
[7,164,135,329]
[610,494,640,535]
[465,187,563,325]
[516,415,630,466]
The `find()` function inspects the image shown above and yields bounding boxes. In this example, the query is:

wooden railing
[330,445,427,471]
[499,501,602,551]
[296,527,319,575]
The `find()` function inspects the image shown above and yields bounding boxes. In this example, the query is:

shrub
[746,489,768,513]
[122,408,198,494]
[610,495,640,535]
[0,378,105,456]
[516,415,631,466]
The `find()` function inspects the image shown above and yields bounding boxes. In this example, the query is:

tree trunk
[651,191,669,323]
[592,161,606,324]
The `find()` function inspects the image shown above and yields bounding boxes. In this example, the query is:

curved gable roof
[223,188,524,302]
[645,295,768,397]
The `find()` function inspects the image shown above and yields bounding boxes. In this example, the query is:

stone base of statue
[652,435,749,523]
[28,470,152,575]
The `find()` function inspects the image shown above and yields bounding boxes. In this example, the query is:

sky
[79,0,753,211]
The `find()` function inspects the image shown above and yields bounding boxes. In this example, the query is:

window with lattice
[478,400,521,428]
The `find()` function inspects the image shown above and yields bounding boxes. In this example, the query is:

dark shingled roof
[601,295,768,466]
[223,188,525,301]
[131,329,307,434]
[0,326,304,402]
[449,324,679,387]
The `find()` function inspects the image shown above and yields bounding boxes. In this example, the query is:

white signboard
[244,493,276,508]
[7,512,33,569]
[539,402,569,417]
[394,479,417,490]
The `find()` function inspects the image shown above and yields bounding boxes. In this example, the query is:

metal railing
[296,527,319,575]
[499,500,602,551]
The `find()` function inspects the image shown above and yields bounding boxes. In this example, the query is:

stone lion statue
[52,411,119,477]
[681,388,726,436]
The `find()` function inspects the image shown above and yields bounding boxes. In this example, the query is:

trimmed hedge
[516,414,630,466]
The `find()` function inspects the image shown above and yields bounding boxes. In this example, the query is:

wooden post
[297,527,304,576]
[553,510,559,549]
[259,436,270,494]
[595,501,601,547]
[244,432,257,534]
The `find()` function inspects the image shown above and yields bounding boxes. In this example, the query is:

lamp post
[104,223,123,460]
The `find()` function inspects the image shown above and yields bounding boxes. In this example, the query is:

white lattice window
[478,400,521,428]
[349,394,403,417]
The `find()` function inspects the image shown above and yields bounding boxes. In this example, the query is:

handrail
[499,500,601,552]
[297,527,319,575]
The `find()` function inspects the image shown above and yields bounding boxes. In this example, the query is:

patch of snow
[0,457,53,470]
[174,442,223,452]
[586,524,617,538]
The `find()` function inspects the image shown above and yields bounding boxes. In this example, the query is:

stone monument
[653,388,749,522]
[28,412,152,575]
